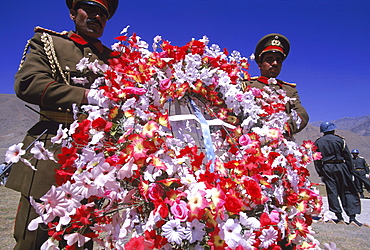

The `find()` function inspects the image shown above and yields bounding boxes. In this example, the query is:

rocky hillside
[0,94,38,162]
[311,115,370,136]
[0,93,369,183]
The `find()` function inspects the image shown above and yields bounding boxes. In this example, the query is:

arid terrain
[1,93,370,249]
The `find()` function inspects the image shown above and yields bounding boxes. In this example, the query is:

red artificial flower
[292,217,310,237]
[92,117,112,132]
[57,147,77,165]
[208,228,227,250]
[224,190,244,214]
[124,236,146,250]
[244,179,262,201]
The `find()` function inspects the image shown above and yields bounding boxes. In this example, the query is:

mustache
[87,18,102,28]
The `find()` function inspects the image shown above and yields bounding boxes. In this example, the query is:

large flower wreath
[7,27,323,249]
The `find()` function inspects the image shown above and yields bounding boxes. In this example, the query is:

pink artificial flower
[122,86,147,95]
[170,199,189,222]
[235,93,243,102]
[251,87,262,98]
[160,78,172,91]
[187,190,208,214]
[238,134,252,146]
[148,183,165,202]
[312,151,322,161]
[269,210,280,224]
[142,120,159,138]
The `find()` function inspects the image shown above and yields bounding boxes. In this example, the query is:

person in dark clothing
[351,149,370,198]
[314,121,363,226]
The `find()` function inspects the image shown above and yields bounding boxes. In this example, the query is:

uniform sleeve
[14,32,85,111]
[363,159,370,174]
[286,87,309,135]
[313,140,324,177]
[342,142,355,175]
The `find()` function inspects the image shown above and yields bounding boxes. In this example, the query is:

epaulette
[335,134,345,140]
[279,80,297,87]
[34,26,69,37]
[250,76,259,80]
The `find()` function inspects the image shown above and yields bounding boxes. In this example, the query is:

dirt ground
[1,186,370,250]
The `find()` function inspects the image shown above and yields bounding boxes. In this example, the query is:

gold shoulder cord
[40,32,70,85]
[18,39,31,70]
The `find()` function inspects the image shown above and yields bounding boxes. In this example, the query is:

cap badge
[271,39,281,46]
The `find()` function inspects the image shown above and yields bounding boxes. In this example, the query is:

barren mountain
[0,94,38,162]
[0,93,369,184]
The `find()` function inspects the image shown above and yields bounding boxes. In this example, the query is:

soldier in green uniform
[314,122,362,226]
[241,33,309,137]
[5,1,119,249]
[351,149,370,198]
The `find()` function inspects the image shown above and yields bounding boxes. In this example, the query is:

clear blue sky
[1,0,369,122]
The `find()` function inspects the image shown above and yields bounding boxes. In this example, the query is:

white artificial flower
[40,238,60,250]
[51,124,68,144]
[64,232,91,248]
[5,143,25,163]
[162,219,186,245]
[221,219,242,248]
[76,57,90,71]
[30,141,55,161]
[199,35,209,45]
[117,157,138,179]
[239,213,261,230]
[184,218,205,243]
[120,25,130,34]
[259,226,278,249]
[59,181,83,212]
[71,77,89,86]
[239,230,256,250]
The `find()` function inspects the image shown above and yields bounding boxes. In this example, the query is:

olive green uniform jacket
[5,27,112,249]
[6,27,112,198]
[241,76,309,135]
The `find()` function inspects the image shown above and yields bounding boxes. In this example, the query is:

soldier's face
[258,52,283,78]
[70,4,107,41]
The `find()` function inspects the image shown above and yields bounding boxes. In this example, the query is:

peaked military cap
[66,0,118,19]
[254,33,290,63]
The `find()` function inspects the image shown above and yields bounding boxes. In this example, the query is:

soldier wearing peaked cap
[241,33,309,138]
[5,1,119,249]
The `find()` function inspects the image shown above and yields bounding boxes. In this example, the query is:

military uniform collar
[255,76,282,87]
[68,31,104,53]
[251,76,297,88]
